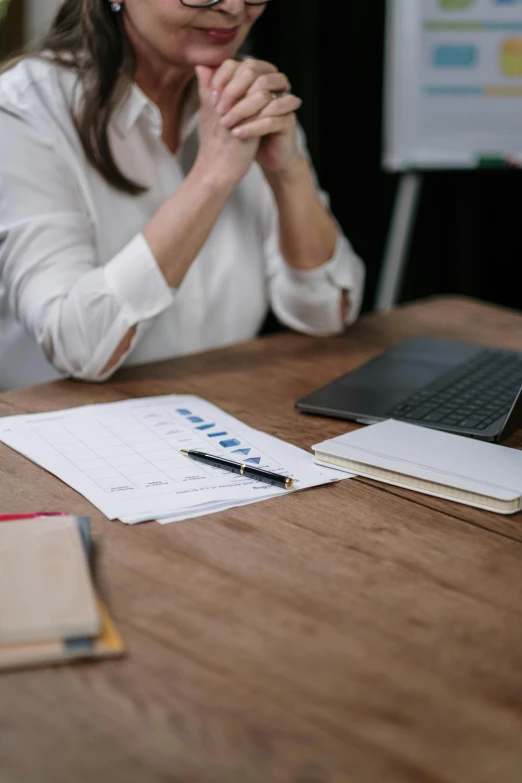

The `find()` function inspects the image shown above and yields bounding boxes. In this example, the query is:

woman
[0,0,365,388]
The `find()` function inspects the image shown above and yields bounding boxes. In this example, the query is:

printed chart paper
[0,395,351,523]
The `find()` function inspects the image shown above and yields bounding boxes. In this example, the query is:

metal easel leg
[374,172,423,312]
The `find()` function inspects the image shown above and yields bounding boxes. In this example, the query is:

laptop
[295,336,522,443]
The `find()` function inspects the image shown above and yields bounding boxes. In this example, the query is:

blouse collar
[112,77,200,144]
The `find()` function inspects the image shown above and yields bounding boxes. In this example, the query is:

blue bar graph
[245,457,262,465]
[176,409,191,416]
[196,423,214,431]
[207,431,228,438]
[232,448,251,456]
[220,439,241,448]
[188,416,204,423]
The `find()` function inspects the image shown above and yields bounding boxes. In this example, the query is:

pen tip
[180,449,189,456]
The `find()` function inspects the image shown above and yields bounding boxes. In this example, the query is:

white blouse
[0,59,365,389]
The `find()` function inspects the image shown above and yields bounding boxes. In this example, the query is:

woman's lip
[193,26,239,41]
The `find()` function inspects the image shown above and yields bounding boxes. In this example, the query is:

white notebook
[313,420,522,515]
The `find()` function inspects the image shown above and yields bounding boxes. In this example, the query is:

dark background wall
[251,0,521,314]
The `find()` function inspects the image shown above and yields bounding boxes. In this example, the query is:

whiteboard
[384,0,522,170]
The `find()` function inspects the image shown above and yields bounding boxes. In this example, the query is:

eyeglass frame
[179,0,272,7]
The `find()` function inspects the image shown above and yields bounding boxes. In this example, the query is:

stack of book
[0,513,124,671]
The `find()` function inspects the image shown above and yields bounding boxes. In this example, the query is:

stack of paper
[0,515,124,671]
[0,396,351,524]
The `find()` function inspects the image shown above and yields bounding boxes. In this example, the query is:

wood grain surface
[1,296,522,783]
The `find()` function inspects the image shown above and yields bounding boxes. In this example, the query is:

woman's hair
[6,0,143,194]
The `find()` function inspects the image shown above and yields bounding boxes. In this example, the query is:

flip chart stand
[374,172,423,312]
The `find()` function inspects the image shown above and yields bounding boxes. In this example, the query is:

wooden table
[2,296,522,783]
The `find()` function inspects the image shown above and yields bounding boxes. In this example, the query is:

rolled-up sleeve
[263,126,365,337]
[0,107,173,381]
[268,230,365,336]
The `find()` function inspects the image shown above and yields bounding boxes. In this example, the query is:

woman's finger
[231,115,294,140]
[209,59,239,103]
[222,92,301,128]
[241,58,278,78]
[246,72,291,97]
[195,65,215,103]
[216,58,277,115]
[221,91,272,128]
[258,93,302,118]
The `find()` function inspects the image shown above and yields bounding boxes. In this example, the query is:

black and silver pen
[180,449,294,490]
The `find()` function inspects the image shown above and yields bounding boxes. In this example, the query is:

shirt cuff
[279,232,366,325]
[84,320,151,383]
[103,233,174,323]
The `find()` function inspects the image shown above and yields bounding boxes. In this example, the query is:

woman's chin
[184,43,242,69]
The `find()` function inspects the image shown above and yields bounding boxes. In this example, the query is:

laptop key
[392,403,412,414]
[404,406,436,419]
[423,411,447,423]
[458,417,484,429]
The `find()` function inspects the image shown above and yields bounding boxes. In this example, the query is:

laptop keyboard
[388,348,522,431]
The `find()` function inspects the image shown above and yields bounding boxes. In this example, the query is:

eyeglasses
[180,0,272,6]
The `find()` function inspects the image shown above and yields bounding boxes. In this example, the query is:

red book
[0,513,68,522]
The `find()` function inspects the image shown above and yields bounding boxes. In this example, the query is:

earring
[110,2,122,11]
